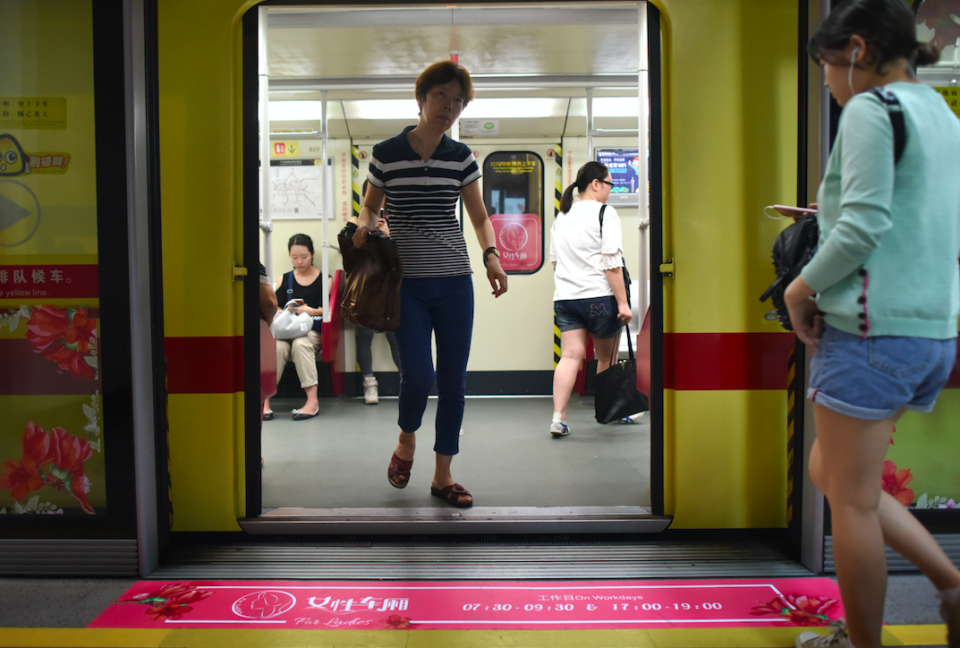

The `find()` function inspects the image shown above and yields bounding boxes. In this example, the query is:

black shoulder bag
[759,87,906,330]
[594,204,648,423]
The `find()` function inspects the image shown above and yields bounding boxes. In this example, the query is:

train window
[482,152,544,275]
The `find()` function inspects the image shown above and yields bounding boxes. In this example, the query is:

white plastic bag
[269,307,312,339]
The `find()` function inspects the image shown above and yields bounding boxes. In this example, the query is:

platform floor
[0,574,950,647]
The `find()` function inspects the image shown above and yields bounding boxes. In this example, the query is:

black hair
[807,0,939,72]
[288,233,314,256]
[559,161,610,214]
[415,60,475,107]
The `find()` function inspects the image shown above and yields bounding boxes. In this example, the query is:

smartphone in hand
[772,205,817,217]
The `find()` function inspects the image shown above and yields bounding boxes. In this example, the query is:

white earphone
[850,47,861,63]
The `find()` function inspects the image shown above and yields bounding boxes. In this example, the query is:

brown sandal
[388,452,413,489]
[430,483,473,508]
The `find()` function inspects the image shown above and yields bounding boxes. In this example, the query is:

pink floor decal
[89,578,843,630]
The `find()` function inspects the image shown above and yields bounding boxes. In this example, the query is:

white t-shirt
[550,199,624,301]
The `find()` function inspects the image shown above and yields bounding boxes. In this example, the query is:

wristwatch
[483,247,500,267]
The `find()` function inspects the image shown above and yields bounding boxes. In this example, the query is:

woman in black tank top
[264,234,327,421]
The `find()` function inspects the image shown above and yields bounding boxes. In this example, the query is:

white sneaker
[363,376,379,405]
[796,620,849,648]
[550,420,570,437]
[619,412,645,423]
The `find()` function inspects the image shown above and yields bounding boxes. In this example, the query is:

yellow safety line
[0,624,946,648]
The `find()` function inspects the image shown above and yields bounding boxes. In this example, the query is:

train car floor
[260,395,650,510]
[0,574,949,647]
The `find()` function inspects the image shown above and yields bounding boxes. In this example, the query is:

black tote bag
[595,329,649,424]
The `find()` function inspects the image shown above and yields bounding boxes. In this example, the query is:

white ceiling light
[592,96,639,117]
[269,101,327,121]
[270,96,640,121]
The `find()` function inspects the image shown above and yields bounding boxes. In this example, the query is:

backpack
[759,87,906,331]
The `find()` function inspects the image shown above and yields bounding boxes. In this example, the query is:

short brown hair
[415,61,474,107]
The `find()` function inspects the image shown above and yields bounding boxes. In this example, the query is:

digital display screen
[595,148,641,194]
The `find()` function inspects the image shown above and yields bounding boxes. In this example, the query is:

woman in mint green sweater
[787,2,960,648]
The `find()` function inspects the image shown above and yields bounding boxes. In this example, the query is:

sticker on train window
[482,152,544,275]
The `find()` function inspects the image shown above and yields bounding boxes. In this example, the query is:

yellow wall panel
[667,390,788,529]
[167,394,243,532]
[158,1,257,338]
[656,0,798,335]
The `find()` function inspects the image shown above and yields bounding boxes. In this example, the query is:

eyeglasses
[598,180,614,187]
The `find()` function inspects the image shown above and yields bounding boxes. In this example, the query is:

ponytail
[558,161,611,215]
[559,183,577,214]
[915,42,940,67]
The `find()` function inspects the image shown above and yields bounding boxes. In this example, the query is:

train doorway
[241,1,666,535]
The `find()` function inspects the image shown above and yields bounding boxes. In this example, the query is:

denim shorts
[554,296,622,339]
[808,323,957,420]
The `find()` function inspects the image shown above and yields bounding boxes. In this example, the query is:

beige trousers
[276,330,321,388]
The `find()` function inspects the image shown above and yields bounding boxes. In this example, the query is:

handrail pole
[637,3,650,317]
[320,90,330,321]
[258,7,273,275]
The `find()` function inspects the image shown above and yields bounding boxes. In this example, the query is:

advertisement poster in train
[0,0,106,516]
[482,152,544,275]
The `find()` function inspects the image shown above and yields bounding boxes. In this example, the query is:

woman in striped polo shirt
[353,61,508,508]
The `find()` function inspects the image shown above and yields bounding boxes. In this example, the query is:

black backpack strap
[599,203,607,233]
[868,87,906,165]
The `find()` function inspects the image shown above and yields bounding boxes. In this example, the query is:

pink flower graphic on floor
[382,614,413,629]
[118,583,212,621]
[750,593,839,626]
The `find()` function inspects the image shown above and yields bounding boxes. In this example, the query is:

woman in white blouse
[549,161,632,437]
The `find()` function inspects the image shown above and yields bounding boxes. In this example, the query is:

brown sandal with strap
[430,483,473,508]
[387,452,413,489]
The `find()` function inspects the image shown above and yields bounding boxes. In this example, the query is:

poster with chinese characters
[0,1,106,516]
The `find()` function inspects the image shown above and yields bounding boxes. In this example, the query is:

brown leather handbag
[337,227,403,332]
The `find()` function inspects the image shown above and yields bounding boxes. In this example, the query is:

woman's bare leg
[432,453,471,505]
[552,329,588,421]
[808,404,894,648]
[878,490,960,589]
[593,332,620,374]
[394,430,416,462]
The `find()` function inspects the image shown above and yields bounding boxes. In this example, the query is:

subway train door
[241,1,667,535]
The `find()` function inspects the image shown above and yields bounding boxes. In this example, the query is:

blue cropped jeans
[395,275,474,456]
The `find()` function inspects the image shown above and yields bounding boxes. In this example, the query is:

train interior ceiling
[253,2,657,530]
